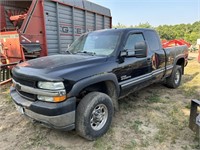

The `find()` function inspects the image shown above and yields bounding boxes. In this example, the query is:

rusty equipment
[0,0,112,85]
[0,62,18,85]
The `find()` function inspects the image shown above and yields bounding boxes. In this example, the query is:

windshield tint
[68,31,120,56]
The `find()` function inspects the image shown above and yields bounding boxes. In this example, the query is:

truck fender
[174,55,185,65]
[68,73,120,110]
[68,73,120,97]
[173,55,185,74]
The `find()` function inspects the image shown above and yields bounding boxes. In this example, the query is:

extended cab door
[144,30,166,81]
[115,32,152,94]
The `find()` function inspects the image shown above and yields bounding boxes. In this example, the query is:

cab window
[124,33,145,50]
[145,31,161,51]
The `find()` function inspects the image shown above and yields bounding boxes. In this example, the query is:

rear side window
[124,33,145,50]
[145,31,161,51]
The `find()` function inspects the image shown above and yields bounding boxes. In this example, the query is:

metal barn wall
[44,0,111,55]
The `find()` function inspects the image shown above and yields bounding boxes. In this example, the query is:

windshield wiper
[76,51,96,56]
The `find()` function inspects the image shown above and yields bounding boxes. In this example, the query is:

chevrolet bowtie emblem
[15,84,21,91]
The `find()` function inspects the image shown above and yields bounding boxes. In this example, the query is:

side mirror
[134,41,147,58]
[120,41,147,58]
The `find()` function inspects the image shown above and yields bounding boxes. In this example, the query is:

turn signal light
[53,95,67,102]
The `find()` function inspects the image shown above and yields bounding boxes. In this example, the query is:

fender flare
[68,73,120,98]
[173,55,185,66]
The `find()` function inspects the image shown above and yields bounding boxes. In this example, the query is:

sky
[89,0,200,27]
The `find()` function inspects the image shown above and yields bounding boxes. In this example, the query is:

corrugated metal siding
[44,1,59,54]
[96,14,104,30]
[86,11,95,31]
[59,4,73,52]
[44,0,111,55]
[105,17,111,29]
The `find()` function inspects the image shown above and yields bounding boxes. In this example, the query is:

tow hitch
[189,99,200,146]
[189,99,200,132]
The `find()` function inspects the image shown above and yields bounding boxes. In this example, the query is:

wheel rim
[174,70,180,84]
[90,104,108,131]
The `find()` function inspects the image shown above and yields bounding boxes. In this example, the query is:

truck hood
[12,54,115,81]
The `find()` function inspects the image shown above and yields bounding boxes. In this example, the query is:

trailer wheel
[166,65,182,88]
[76,92,113,140]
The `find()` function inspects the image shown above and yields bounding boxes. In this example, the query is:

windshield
[68,31,120,56]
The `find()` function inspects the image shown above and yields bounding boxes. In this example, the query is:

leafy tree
[135,22,153,28]
[113,21,200,44]
[113,22,152,29]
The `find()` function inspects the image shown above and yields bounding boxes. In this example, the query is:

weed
[165,96,170,100]
[181,145,189,150]
[140,139,150,147]
[130,120,143,133]
[185,102,191,109]
[181,86,199,98]
[154,124,169,143]
[48,143,66,150]
[93,138,106,150]
[146,93,162,103]
[124,139,137,150]
[22,134,46,149]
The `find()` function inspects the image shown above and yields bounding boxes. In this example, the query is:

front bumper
[10,87,76,131]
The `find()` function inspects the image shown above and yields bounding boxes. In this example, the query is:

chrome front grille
[12,76,36,101]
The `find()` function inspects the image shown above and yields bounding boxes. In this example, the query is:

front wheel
[165,65,182,88]
[76,92,114,140]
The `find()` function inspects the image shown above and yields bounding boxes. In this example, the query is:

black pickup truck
[10,28,188,140]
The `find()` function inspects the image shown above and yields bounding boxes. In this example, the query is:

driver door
[114,32,152,95]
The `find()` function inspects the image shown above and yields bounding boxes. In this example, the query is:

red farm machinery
[0,0,112,85]
[162,39,191,49]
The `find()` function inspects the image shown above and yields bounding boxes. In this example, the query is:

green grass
[145,93,162,103]
[123,139,137,150]
[180,57,200,99]
[93,138,107,150]
[130,120,143,133]
[0,54,199,150]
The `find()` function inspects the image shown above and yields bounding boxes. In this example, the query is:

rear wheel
[76,92,113,140]
[165,65,182,88]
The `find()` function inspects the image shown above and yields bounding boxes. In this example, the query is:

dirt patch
[0,52,199,150]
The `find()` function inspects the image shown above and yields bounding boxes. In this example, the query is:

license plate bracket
[15,104,24,114]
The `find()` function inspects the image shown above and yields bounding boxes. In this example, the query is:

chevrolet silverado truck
[10,28,188,140]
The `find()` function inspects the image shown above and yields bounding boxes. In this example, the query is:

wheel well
[176,58,185,74]
[77,81,119,111]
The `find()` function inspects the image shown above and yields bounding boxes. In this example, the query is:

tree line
[113,21,200,44]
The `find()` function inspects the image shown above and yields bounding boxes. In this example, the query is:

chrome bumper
[23,107,75,130]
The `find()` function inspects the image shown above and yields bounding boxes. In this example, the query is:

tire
[166,65,182,88]
[76,92,114,140]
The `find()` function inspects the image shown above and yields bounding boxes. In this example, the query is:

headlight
[38,81,65,90]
